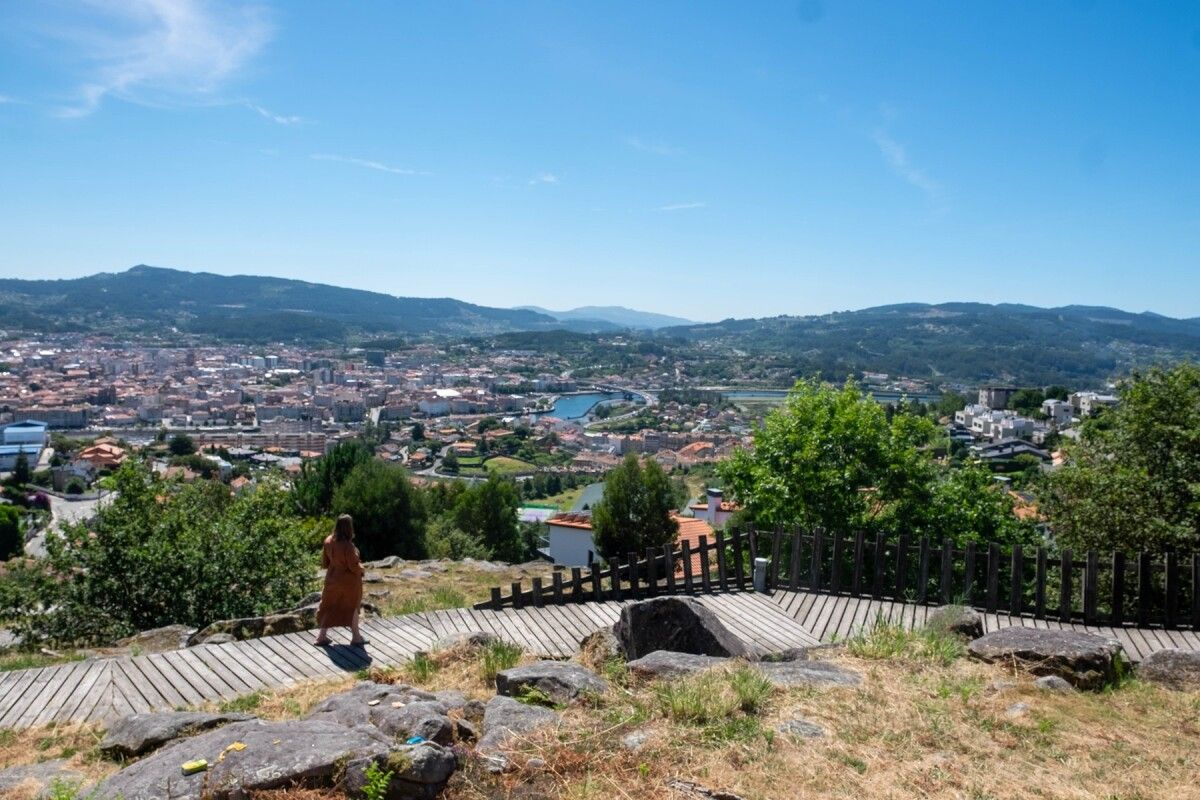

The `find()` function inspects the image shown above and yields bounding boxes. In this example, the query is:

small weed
[219,692,264,713]
[478,641,522,682]
[404,652,439,684]
[837,753,868,774]
[515,686,556,707]
[281,698,303,717]
[728,665,774,713]
[848,620,964,666]
[361,760,393,800]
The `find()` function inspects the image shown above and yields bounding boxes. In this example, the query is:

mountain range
[516,305,695,330]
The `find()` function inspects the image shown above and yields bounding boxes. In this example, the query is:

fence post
[490,587,502,610]
[831,534,844,594]
[895,534,910,600]
[940,539,953,604]
[627,552,640,600]
[664,543,677,595]
[591,566,603,602]
[748,528,759,568]
[531,577,544,608]
[571,567,583,603]
[716,530,729,592]
[1137,552,1152,627]
[812,529,826,591]
[1010,544,1023,615]
[645,546,659,597]
[1165,551,1178,629]
[699,536,713,593]
[512,581,524,609]
[770,528,784,590]
[786,527,801,589]
[853,531,866,596]
[986,542,999,613]
[609,560,622,602]
[732,528,745,590]
[918,536,931,604]
[964,542,977,603]
[681,539,694,594]
[1084,550,1098,624]
[1059,550,1073,623]
[552,572,564,605]
[872,532,885,599]
[1110,552,1125,626]
[1035,547,1047,619]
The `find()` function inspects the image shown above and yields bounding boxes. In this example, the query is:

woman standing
[314,514,367,647]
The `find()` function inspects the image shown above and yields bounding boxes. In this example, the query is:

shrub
[847,618,965,666]
[0,505,22,561]
[479,641,522,682]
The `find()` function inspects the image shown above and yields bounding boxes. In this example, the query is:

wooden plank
[157,651,223,703]
[1035,547,1048,619]
[174,648,242,699]
[109,658,177,714]
[1084,550,1099,625]
[106,661,154,716]
[0,669,29,710]
[788,529,803,590]
[191,644,264,694]
[257,634,329,680]
[812,530,826,592]
[126,654,192,709]
[239,638,307,684]
[731,528,746,590]
[1010,544,1023,615]
[0,668,50,728]
[53,659,110,723]
[716,530,729,592]
[699,537,713,594]
[28,660,89,727]
[986,542,1000,613]
[770,529,784,591]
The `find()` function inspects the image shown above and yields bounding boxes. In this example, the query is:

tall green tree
[1042,363,1200,552]
[591,454,679,560]
[292,440,373,515]
[168,434,196,456]
[10,451,31,487]
[453,473,523,561]
[331,459,427,560]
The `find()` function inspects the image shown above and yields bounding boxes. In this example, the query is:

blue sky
[1,1,1198,322]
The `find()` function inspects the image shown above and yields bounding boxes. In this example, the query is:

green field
[483,456,536,475]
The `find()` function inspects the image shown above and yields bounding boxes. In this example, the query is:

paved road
[25,493,112,558]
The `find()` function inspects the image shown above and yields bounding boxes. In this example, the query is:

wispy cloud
[248,103,302,125]
[626,136,681,156]
[529,172,559,185]
[0,95,15,104]
[872,129,941,198]
[310,153,428,176]
[658,201,706,211]
[46,0,272,117]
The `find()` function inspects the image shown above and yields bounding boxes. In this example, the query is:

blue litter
[405,736,425,745]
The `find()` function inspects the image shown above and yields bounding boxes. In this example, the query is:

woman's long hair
[333,514,355,542]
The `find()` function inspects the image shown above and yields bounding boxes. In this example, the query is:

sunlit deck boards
[769,589,1200,662]
[0,591,814,730]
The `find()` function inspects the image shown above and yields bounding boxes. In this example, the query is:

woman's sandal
[350,639,368,647]
[313,638,331,647]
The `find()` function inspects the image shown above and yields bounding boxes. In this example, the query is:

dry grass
[368,560,554,618]
[362,640,536,697]
[0,722,115,799]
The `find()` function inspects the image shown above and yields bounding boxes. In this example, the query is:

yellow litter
[217,742,247,763]
[391,701,406,708]
[367,699,381,706]
[181,759,208,775]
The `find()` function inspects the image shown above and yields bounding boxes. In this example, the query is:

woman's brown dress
[317,535,364,627]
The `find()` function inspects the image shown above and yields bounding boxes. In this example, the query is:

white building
[688,488,739,528]
[1042,398,1073,426]
[544,512,600,567]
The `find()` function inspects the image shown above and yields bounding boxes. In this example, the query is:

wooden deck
[771,589,1200,661]
[0,592,814,731]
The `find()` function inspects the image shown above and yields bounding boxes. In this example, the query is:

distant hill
[662,302,1200,386]
[0,266,564,342]
[517,305,695,330]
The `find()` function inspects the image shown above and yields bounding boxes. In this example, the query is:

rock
[200,633,236,645]
[1137,649,1200,691]
[925,605,984,641]
[0,760,87,797]
[777,717,826,738]
[626,651,729,679]
[495,661,608,705]
[93,718,455,800]
[578,627,624,670]
[116,624,193,652]
[455,719,479,742]
[430,631,500,652]
[1034,675,1073,693]
[755,659,862,688]
[100,712,255,758]
[967,627,1126,690]
[368,590,392,600]
[756,648,809,663]
[621,730,650,751]
[526,757,547,770]
[364,572,385,583]
[1005,702,1030,719]
[614,597,751,660]
[477,695,560,753]
[187,600,380,646]
[462,699,487,723]
[401,569,434,580]
[307,682,456,743]
[461,557,509,572]
[433,689,469,711]
[365,556,402,569]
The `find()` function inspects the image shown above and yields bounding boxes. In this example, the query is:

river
[532,391,625,421]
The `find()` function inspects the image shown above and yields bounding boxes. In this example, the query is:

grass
[0,650,86,672]
[847,617,966,666]
[483,456,537,475]
[479,641,523,682]
[368,559,551,618]
[539,485,586,511]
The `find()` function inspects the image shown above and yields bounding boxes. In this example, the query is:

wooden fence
[477,527,1200,631]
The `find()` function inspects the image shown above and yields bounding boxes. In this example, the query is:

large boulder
[100,712,255,758]
[116,624,194,653]
[476,695,560,753]
[578,627,624,670]
[967,627,1126,690]
[1137,649,1200,691]
[755,659,862,688]
[925,605,984,641]
[307,682,456,744]
[92,718,455,800]
[626,651,729,679]
[495,661,608,705]
[614,597,751,660]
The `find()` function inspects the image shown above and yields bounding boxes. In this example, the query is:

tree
[719,379,936,539]
[441,450,459,474]
[292,440,373,515]
[1041,363,1200,552]
[0,505,22,560]
[168,434,196,456]
[10,451,31,487]
[919,466,1039,547]
[453,474,523,561]
[411,421,425,441]
[936,392,969,418]
[1044,385,1070,402]
[591,454,679,560]
[331,460,427,560]
[1,461,314,645]
[1007,388,1045,415]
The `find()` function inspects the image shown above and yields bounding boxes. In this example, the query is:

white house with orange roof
[544,510,715,569]
[688,488,739,528]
